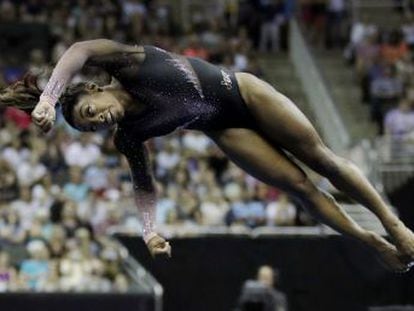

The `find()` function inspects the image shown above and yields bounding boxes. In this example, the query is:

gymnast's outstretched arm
[114,129,171,258]
[32,39,142,132]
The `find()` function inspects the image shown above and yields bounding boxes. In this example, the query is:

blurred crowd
[300,0,414,156]
[0,234,129,293]
[300,0,350,50]
[0,0,301,86]
[0,0,317,293]
[347,17,413,137]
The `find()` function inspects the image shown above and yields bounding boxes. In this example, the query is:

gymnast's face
[72,84,125,131]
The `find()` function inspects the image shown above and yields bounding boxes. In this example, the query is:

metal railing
[350,0,410,8]
[376,136,414,163]
[116,240,163,311]
[374,136,414,194]
[350,0,410,23]
[289,19,351,153]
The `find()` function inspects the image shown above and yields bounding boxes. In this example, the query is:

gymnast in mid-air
[2,39,414,272]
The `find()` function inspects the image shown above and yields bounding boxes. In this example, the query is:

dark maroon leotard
[88,45,256,142]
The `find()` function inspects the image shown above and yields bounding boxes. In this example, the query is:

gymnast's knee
[288,177,319,201]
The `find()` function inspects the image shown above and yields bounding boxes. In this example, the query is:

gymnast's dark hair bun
[0,74,42,114]
[1,74,90,130]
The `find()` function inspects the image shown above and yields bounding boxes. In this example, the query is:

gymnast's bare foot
[367,231,411,273]
[385,219,414,261]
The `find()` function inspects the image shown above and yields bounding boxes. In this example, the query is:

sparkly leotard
[39,42,257,242]
[93,45,256,141]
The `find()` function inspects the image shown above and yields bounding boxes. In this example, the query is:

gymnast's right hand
[31,101,56,133]
[146,234,172,259]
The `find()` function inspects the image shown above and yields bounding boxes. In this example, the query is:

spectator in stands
[8,268,28,292]
[84,156,110,192]
[402,15,414,50]
[47,225,67,259]
[0,251,14,292]
[52,33,75,65]
[26,217,45,243]
[381,30,409,65]
[370,65,404,134]
[32,175,57,208]
[301,0,327,47]
[16,153,47,187]
[86,259,112,292]
[20,0,47,23]
[122,0,147,23]
[183,35,209,60]
[63,166,89,203]
[176,190,202,225]
[246,57,264,78]
[113,273,129,293]
[243,189,267,228]
[1,207,26,245]
[259,0,285,52]
[39,143,67,183]
[200,19,225,51]
[266,193,297,226]
[326,0,346,49]
[155,184,178,225]
[200,189,229,226]
[345,13,378,63]
[384,98,414,155]
[10,185,40,232]
[0,0,17,23]
[0,159,18,203]
[20,240,50,290]
[182,131,212,154]
[226,189,248,227]
[59,248,97,291]
[155,141,180,180]
[2,55,25,85]
[233,44,250,72]
[355,34,380,102]
[384,98,414,139]
[60,200,84,238]
[3,107,32,130]
[28,49,52,91]
[396,52,414,88]
[74,227,96,258]
[36,260,62,292]
[64,134,101,168]
[98,203,123,233]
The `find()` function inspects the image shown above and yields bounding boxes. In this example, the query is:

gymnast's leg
[235,72,414,260]
[206,128,409,272]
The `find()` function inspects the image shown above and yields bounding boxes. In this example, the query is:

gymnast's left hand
[146,234,172,259]
[31,101,56,133]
